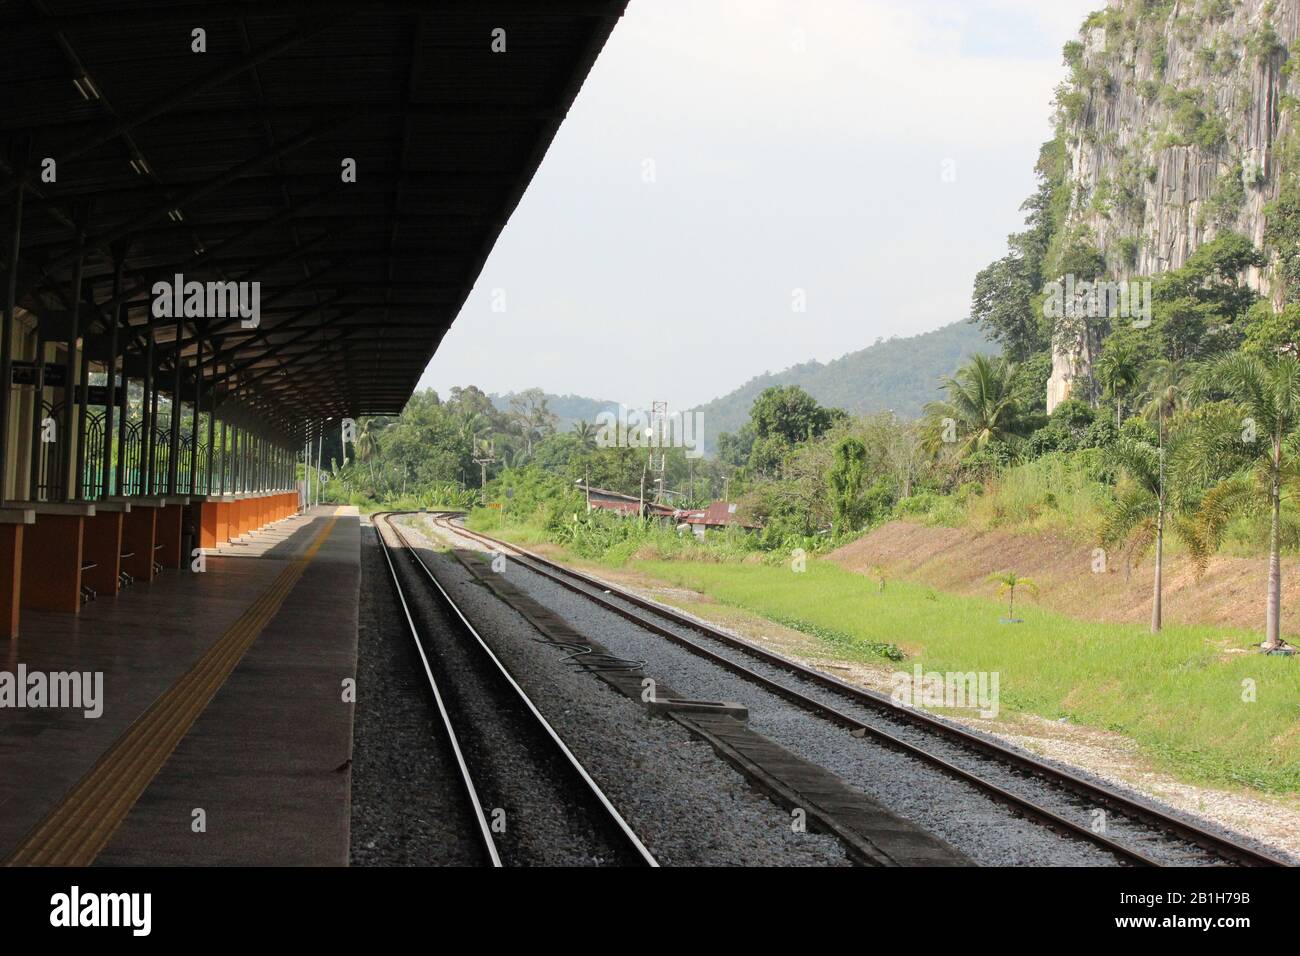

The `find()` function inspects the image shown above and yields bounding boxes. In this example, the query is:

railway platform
[0,505,359,866]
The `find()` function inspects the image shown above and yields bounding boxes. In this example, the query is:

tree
[507,388,558,457]
[1100,436,1203,633]
[571,419,597,449]
[826,436,867,536]
[1242,300,1300,357]
[968,138,1063,360]
[1159,232,1264,320]
[716,423,756,469]
[1192,353,1300,651]
[989,571,1038,620]
[1096,338,1141,426]
[970,253,1042,361]
[923,353,1026,457]
[355,418,383,462]
[1139,357,1188,445]
[750,385,840,445]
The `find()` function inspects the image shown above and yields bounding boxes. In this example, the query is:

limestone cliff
[1047,0,1299,409]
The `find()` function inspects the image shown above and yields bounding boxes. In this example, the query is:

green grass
[632,557,1300,795]
[462,508,553,548]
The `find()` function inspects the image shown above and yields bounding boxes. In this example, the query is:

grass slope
[631,557,1300,794]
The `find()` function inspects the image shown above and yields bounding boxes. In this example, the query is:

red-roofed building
[577,484,676,519]
[674,500,761,535]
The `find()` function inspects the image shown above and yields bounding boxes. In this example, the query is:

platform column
[0,138,29,505]
[115,366,129,495]
[167,316,181,495]
[60,218,86,503]
[218,418,227,494]
[190,333,203,496]
[29,320,46,499]
[74,311,91,499]
[142,330,155,495]
[101,249,124,499]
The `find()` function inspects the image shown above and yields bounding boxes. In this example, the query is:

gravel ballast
[349,522,486,866]
[360,516,848,866]
[409,516,1134,866]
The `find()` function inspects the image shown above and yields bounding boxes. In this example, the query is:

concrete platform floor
[0,506,360,866]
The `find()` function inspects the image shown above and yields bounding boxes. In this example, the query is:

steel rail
[373,513,502,866]
[378,513,659,867]
[429,511,1289,869]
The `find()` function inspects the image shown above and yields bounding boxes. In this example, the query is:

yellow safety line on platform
[3,516,338,867]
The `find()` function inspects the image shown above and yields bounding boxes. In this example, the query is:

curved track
[374,512,658,868]
[423,510,1287,869]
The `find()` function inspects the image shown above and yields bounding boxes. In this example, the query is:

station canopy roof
[0,0,627,432]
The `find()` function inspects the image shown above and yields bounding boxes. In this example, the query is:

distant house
[574,484,758,534]
[576,483,675,519]
[674,500,761,537]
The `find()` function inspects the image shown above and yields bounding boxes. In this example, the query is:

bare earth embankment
[828,520,1300,633]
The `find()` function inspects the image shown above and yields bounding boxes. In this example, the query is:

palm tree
[1096,339,1141,427]
[1100,436,1204,633]
[989,571,1037,620]
[354,418,386,493]
[1192,353,1300,652]
[1140,357,1187,444]
[923,354,1024,457]
[572,419,597,449]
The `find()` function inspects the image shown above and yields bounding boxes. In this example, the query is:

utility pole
[639,452,648,517]
[472,438,496,490]
[650,400,668,504]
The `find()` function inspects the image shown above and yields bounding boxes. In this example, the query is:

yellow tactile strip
[4,517,338,867]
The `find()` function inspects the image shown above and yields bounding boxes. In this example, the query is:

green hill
[688,321,994,441]
[489,391,622,433]
[490,321,993,448]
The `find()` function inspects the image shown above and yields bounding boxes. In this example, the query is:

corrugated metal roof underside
[0,0,626,430]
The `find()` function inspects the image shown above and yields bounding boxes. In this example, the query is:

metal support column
[74,324,90,499]
[190,334,202,496]
[218,418,227,495]
[59,239,86,502]
[0,139,29,505]
[167,317,181,495]
[142,331,155,495]
[101,251,124,498]
[29,324,45,499]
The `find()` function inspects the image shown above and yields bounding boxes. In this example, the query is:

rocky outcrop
[1047,0,1300,409]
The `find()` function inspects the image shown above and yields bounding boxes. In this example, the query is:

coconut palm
[1192,353,1300,652]
[572,419,597,449]
[989,571,1038,619]
[1096,339,1141,426]
[355,418,382,462]
[923,354,1025,457]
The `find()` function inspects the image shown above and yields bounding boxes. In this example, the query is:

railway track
[373,512,658,868]
[419,510,1288,869]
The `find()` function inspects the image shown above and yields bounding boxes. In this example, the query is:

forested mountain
[489,391,621,432]
[686,321,994,442]
[489,321,991,446]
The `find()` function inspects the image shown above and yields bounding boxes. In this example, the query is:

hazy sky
[419,0,1101,410]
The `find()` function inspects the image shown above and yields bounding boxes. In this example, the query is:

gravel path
[392,517,850,866]
[410,515,1129,866]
